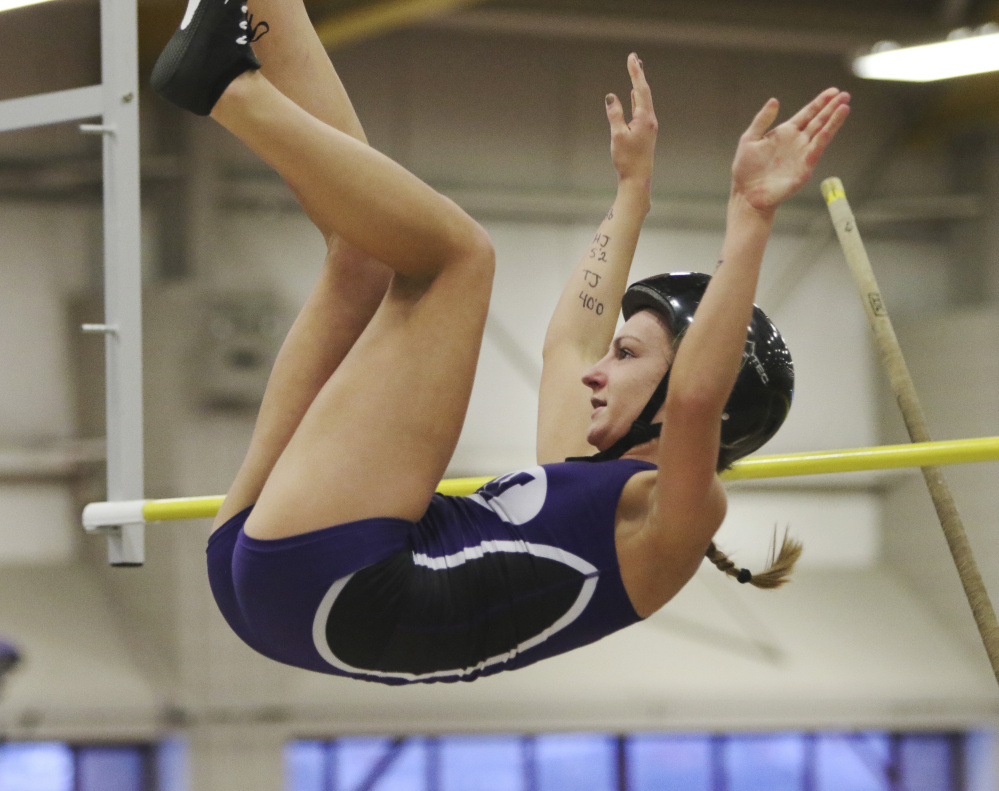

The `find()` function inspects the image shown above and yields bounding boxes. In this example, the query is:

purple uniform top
[207,458,655,685]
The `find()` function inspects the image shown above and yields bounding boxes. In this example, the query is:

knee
[439,219,494,287]
[458,223,496,284]
[396,224,493,302]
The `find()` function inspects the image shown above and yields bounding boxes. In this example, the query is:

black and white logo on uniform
[468,466,547,524]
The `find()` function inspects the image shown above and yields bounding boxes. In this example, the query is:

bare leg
[216,242,391,528]
[211,71,494,538]
[212,73,484,278]
[250,0,365,139]
[213,4,390,529]
[248,0,369,231]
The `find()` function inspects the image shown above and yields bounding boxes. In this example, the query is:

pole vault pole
[822,176,999,688]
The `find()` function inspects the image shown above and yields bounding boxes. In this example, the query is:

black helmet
[574,272,793,469]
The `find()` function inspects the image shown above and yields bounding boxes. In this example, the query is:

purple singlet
[207,458,655,684]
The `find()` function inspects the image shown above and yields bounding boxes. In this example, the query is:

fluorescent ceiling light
[0,0,59,11]
[853,25,999,82]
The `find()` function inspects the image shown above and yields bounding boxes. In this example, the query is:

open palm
[732,88,850,213]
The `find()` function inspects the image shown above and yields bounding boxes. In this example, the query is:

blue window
[0,742,73,791]
[339,737,404,790]
[440,735,522,791]
[76,747,147,791]
[628,733,711,791]
[725,732,806,791]
[901,735,953,791]
[815,733,889,791]
[286,741,327,791]
[535,733,616,791]
[0,743,152,791]
[286,730,977,791]
[339,737,426,791]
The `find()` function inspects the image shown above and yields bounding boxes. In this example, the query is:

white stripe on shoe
[179,0,204,30]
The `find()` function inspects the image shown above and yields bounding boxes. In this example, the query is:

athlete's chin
[586,423,620,453]
[584,426,603,451]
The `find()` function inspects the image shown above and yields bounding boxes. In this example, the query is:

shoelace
[236,11,269,45]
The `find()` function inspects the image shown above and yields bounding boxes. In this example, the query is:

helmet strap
[566,368,671,463]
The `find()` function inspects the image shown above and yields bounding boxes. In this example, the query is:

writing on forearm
[715,258,724,272]
[587,233,611,263]
[578,290,605,315]
[582,269,602,288]
[606,207,614,220]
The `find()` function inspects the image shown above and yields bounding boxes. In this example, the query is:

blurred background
[2,0,999,788]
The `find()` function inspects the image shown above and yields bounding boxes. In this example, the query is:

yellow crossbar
[720,435,999,481]
[82,436,999,528]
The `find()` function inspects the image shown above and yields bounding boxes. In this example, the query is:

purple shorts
[206,506,412,677]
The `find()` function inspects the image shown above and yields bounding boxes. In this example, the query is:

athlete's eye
[616,347,633,359]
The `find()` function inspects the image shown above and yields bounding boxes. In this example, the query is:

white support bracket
[0,85,103,133]
[81,323,120,335]
[0,0,145,566]
[79,123,117,136]
[83,500,146,534]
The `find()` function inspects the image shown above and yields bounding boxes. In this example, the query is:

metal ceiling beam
[421,7,891,56]
[137,0,943,72]
[314,0,490,49]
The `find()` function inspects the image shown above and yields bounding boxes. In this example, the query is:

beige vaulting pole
[822,176,999,687]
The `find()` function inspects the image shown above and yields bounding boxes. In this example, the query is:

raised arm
[537,53,659,463]
[631,88,851,610]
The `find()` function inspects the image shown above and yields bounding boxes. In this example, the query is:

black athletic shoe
[151,0,269,116]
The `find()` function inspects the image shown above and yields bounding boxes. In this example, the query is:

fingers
[608,53,656,131]
[605,92,625,131]
[804,90,850,139]
[788,87,840,132]
[806,101,850,164]
[628,52,654,118]
[743,89,850,147]
[743,98,780,141]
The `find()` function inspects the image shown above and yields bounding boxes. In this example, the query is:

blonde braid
[705,529,803,590]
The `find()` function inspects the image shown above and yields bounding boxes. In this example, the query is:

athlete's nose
[582,360,607,390]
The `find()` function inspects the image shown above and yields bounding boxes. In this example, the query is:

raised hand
[605,53,659,188]
[731,88,850,214]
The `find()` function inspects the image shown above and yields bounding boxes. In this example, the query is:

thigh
[245,259,493,539]
[213,244,390,529]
